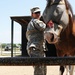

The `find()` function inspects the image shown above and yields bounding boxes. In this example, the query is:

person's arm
[33,19,46,31]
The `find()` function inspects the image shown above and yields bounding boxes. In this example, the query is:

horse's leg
[59,66,65,75]
[69,65,74,75]
[66,65,74,75]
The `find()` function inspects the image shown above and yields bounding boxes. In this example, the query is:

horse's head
[43,0,74,44]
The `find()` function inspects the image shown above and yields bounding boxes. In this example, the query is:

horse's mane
[63,0,74,36]
[65,0,74,20]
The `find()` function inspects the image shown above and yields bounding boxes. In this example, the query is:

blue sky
[0,0,75,43]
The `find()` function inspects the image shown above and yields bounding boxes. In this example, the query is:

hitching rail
[0,57,75,66]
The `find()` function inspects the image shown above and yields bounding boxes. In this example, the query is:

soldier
[26,7,47,75]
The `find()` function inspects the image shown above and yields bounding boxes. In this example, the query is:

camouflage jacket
[26,18,46,51]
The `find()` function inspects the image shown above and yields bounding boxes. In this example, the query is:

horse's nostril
[51,34,54,42]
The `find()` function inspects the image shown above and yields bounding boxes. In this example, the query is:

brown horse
[43,0,75,75]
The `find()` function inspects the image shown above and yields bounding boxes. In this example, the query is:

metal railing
[0,57,75,66]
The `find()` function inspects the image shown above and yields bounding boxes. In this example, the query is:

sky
[0,0,75,44]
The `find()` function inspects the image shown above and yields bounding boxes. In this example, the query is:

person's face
[32,12,41,19]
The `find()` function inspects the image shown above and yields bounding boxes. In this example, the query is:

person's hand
[47,20,54,28]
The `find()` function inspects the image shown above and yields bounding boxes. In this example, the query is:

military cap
[31,7,41,13]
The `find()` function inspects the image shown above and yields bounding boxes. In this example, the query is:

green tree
[1,43,6,48]
[13,44,16,48]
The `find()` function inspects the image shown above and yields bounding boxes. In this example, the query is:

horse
[42,0,75,75]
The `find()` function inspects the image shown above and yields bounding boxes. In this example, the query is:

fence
[0,47,21,57]
[0,57,75,66]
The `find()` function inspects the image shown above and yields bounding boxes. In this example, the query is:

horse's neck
[72,20,75,36]
[64,16,74,38]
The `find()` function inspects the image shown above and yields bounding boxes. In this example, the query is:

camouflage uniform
[26,18,47,75]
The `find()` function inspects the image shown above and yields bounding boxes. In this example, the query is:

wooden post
[21,24,29,57]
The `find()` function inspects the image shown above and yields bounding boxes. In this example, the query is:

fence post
[11,20,14,57]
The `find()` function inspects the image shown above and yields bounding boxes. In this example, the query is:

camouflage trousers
[27,47,47,75]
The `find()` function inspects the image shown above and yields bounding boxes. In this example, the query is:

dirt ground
[0,66,67,75]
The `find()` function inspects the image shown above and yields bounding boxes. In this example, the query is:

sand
[0,66,67,75]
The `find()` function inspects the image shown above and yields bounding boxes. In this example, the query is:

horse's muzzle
[49,32,60,44]
[44,31,60,44]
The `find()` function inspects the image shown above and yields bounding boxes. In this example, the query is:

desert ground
[0,66,68,75]
[0,50,74,75]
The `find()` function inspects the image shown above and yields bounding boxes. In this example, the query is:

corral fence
[0,57,75,66]
[0,48,21,57]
